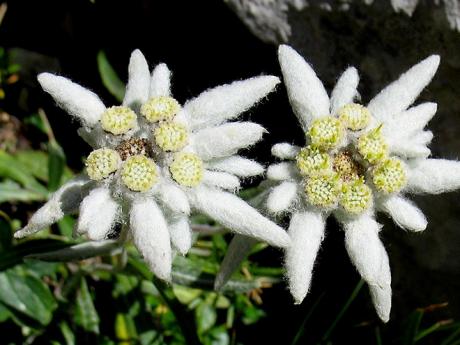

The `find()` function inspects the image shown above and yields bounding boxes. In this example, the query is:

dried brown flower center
[116,138,150,160]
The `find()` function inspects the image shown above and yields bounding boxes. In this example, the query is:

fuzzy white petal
[330,67,359,115]
[388,131,433,158]
[14,177,89,238]
[205,156,264,177]
[266,162,298,181]
[214,235,257,290]
[266,181,298,214]
[122,49,150,109]
[130,199,172,281]
[77,187,119,240]
[380,195,427,232]
[38,73,106,127]
[155,183,190,215]
[169,215,192,255]
[185,76,280,130]
[192,122,265,161]
[202,170,240,190]
[271,143,300,160]
[406,159,460,194]
[150,63,171,97]
[278,45,330,129]
[343,214,388,285]
[389,103,437,135]
[189,186,290,248]
[343,214,392,322]
[368,55,440,121]
[285,211,325,304]
[369,282,392,323]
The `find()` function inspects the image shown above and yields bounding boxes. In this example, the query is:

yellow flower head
[86,148,121,181]
[304,173,341,208]
[372,157,407,194]
[357,125,388,164]
[169,152,204,187]
[141,96,180,123]
[340,178,372,214]
[338,103,371,131]
[296,145,331,176]
[121,155,158,192]
[308,116,344,150]
[100,106,137,135]
[154,122,189,152]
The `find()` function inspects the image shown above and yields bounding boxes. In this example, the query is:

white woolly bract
[191,122,265,161]
[77,187,119,240]
[122,49,150,110]
[380,195,427,232]
[37,73,106,127]
[214,235,257,290]
[386,102,437,137]
[205,156,264,177]
[130,199,172,281]
[278,45,330,130]
[406,159,460,194]
[168,215,192,255]
[271,143,300,160]
[285,211,325,304]
[266,162,298,181]
[266,181,298,214]
[150,63,171,97]
[330,67,359,115]
[185,75,280,130]
[14,177,89,238]
[369,281,392,323]
[189,186,290,248]
[202,170,240,190]
[155,183,190,215]
[368,55,440,122]
[388,131,432,158]
[343,214,390,286]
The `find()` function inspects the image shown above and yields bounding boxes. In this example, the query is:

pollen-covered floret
[169,152,204,187]
[357,125,388,164]
[304,173,341,208]
[372,157,407,194]
[140,96,180,123]
[340,178,372,214]
[100,106,137,135]
[154,122,189,152]
[338,103,371,131]
[121,155,158,192]
[296,145,331,176]
[86,148,121,181]
[308,116,344,150]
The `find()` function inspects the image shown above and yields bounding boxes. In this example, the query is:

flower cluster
[262,45,460,322]
[15,49,290,282]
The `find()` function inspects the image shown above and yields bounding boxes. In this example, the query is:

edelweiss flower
[265,45,460,322]
[15,49,290,281]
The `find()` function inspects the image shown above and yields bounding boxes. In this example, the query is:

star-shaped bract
[266,45,460,322]
[15,49,290,282]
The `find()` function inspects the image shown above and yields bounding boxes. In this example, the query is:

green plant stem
[291,292,326,345]
[319,279,365,343]
[128,257,201,345]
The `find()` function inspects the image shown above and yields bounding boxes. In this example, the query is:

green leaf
[59,321,76,345]
[208,326,230,345]
[196,302,217,335]
[97,50,125,102]
[75,277,100,334]
[57,215,75,238]
[0,270,57,325]
[48,141,66,191]
[26,240,120,262]
[15,150,48,181]
[0,151,48,195]
[0,180,46,203]
[0,238,70,271]
[115,313,138,343]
